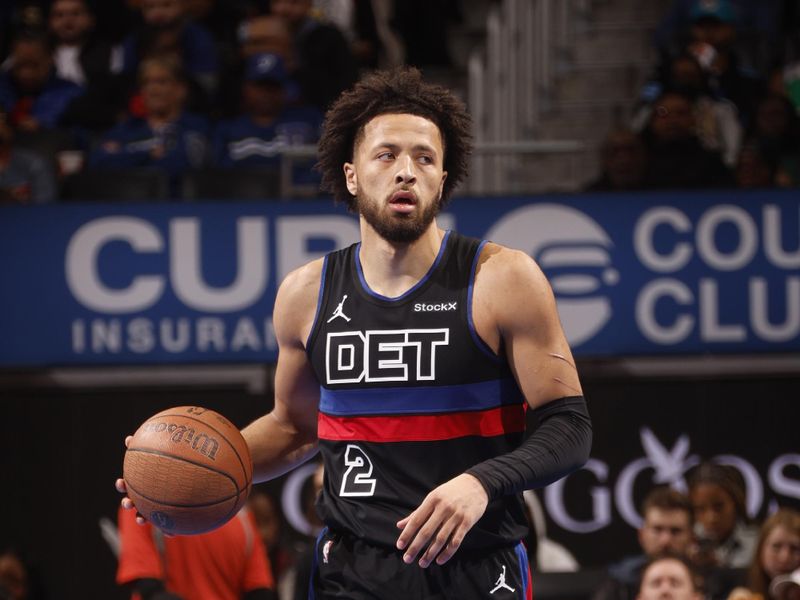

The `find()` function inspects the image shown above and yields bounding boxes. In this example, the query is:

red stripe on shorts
[317,405,525,442]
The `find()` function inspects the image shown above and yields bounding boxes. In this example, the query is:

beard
[356,191,440,244]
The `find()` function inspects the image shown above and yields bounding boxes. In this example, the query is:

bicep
[496,253,583,409]
[270,264,323,432]
[272,340,320,434]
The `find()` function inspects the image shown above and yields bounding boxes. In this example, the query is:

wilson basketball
[123,406,252,535]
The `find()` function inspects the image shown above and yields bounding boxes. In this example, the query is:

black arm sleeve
[466,395,592,502]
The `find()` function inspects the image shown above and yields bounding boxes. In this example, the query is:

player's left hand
[395,473,488,568]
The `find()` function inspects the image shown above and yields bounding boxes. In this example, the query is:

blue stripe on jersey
[515,541,530,597]
[467,239,503,363]
[319,376,524,416]
[355,230,452,301]
[306,254,329,349]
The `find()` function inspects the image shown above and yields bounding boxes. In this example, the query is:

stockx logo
[486,204,619,347]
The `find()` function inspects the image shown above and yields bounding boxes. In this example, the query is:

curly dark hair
[317,67,473,210]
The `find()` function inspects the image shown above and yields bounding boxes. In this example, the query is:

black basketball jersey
[306,231,529,550]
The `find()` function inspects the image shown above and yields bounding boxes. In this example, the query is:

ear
[437,170,448,202]
[344,162,357,196]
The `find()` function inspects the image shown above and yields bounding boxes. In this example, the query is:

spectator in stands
[770,569,800,600]
[0,29,83,133]
[749,94,800,165]
[238,14,294,62]
[735,140,778,188]
[653,0,781,75]
[121,0,220,103]
[633,52,742,167]
[683,0,765,128]
[637,554,704,600]
[47,0,125,132]
[725,509,800,600]
[688,462,758,570]
[0,104,57,203]
[182,0,248,51]
[641,89,733,189]
[116,504,277,600]
[232,14,303,113]
[593,487,694,600]
[314,0,382,69]
[393,0,461,68]
[212,52,321,175]
[270,0,358,111]
[585,128,648,192]
[89,54,209,196]
[248,489,294,591]
[0,548,28,600]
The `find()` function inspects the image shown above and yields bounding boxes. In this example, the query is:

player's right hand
[116,435,147,525]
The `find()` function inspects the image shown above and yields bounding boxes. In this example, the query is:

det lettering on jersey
[325,328,449,384]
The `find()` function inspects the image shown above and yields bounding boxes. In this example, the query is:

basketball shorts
[308,527,533,600]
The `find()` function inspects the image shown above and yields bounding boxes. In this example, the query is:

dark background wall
[1,366,798,599]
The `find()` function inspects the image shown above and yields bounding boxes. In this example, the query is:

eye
[418,155,433,165]
[377,152,394,161]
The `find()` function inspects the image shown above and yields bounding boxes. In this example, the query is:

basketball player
[119,67,592,598]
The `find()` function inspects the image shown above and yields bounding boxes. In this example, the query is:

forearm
[242,412,319,483]
[466,396,592,501]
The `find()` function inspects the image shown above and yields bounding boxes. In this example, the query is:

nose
[394,155,416,185]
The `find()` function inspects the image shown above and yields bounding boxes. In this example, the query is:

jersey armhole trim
[468,240,503,363]
[305,254,329,351]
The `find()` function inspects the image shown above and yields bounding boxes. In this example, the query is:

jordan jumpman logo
[327,294,351,323]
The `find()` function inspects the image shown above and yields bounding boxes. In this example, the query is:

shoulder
[273,258,325,344]
[475,242,550,293]
[473,241,558,331]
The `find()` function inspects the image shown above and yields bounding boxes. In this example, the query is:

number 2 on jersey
[339,444,377,497]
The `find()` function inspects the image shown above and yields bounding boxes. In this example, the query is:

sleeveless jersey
[306,231,529,550]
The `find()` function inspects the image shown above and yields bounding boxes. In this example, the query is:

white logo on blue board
[486,204,619,346]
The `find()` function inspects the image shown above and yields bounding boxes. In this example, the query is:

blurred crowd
[1,0,798,204]
[2,460,800,600]
[0,0,461,203]
[587,0,800,192]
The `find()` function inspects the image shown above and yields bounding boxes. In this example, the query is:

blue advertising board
[1,189,798,365]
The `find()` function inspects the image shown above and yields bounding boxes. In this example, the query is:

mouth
[388,190,417,214]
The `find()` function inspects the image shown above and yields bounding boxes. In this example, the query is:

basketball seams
[125,446,243,496]
[124,407,254,535]
[125,475,240,509]
[141,411,252,487]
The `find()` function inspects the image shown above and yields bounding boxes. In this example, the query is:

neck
[357,219,445,298]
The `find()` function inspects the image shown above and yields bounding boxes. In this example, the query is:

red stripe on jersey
[317,405,526,442]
